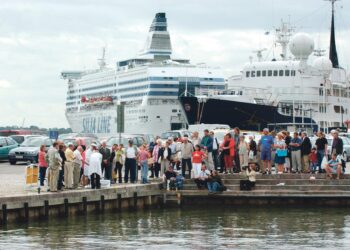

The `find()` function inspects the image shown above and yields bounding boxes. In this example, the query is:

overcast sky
[0,0,349,128]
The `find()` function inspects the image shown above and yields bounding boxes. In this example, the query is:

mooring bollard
[64,199,69,217]
[44,200,49,218]
[24,202,29,222]
[82,197,87,215]
[2,204,7,225]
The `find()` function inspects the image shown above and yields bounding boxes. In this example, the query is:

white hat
[91,143,97,147]
[67,142,74,146]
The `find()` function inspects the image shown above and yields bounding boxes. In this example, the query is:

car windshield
[161,132,180,139]
[10,135,25,144]
[21,137,46,147]
[106,137,129,147]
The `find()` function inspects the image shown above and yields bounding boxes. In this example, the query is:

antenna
[275,19,295,61]
[252,48,267,62]
[98,47,107,69]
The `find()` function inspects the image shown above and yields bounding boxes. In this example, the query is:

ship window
[246,71,250,78]
[262,70,266,77]
[285,70,290,76]
[251,71,256,77]
[319,88,324,96]
[279,70,284,76]
[334,105,344,114]
[156,116,160,118]
[291,70,296,76]
[257,71,261,77]
[172,109,177,113]
[273,70,278,76]
[319,104,327,113]
[268,70,272,76]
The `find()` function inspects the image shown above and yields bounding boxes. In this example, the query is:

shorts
[261,150,271,161]
[274,155,285,164]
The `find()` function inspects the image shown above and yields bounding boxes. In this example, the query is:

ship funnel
[140,13,172,57]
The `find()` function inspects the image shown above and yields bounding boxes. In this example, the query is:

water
[1,206,350,249]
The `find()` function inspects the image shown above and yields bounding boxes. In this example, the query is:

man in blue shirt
[259,128,274,174]
[200,129,214,170]
[289,132,302,173]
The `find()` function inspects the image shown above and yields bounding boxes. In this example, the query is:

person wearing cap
[200,129,214,171]
[180,135,193,178]
[124,139,139,183]
[258,128,274,174]
[64,143,75,189]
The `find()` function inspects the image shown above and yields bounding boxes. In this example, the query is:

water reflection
[1,207,350,249]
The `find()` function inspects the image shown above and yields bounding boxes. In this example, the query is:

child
[309,147,318,174]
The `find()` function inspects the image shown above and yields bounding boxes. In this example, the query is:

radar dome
[289,33,314,60]
[313,56,332,75]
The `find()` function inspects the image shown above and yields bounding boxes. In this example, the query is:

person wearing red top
[38,145,48,186]
[220,133,235,174]
[309,147,318,173]
[192,145,207,178]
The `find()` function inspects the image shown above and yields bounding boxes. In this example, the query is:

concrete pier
[0,183,163,225]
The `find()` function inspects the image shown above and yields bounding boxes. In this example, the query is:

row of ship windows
[118,77,223,86]
[119,84,178,93]
[120,91,178,99]
[246,70,296,78]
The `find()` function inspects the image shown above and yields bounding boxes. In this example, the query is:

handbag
[147,158,154,166]
[321,156,328,170]
[276,149,288,157]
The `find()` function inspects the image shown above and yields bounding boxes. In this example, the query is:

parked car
[62,137,100,148]
[8,136,53,165]
[9,134,42,145]
[0,137,18,160]
[160,130,191,141]
[106,134,145,148]
[326,136,350,161]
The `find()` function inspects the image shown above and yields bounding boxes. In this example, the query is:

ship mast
[98,47,107,70]
[275,20,294,60]
[327,0,339,68]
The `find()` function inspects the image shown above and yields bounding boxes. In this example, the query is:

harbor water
[1,206,350,249]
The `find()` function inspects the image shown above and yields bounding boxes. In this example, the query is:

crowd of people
[37,127,346,193]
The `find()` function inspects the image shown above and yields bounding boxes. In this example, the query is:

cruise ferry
[61,13,225,137]
[180,1,349,133]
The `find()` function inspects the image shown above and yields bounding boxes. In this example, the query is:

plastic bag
[321,156,328,170]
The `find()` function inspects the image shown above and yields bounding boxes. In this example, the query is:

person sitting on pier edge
[207,170,226,193]
[124,140,139,184]
[164,165,177,190]
[201,129,214,171]
[220,133,235,174]
[325,153,343,180]
[89,143,102,189]
[259,128,274,175]
[194,163,210,190]
[180,135,194,178]
[192,145,207,178]
[239,162,256,191]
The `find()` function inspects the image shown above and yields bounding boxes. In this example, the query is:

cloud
[0,80,12,88]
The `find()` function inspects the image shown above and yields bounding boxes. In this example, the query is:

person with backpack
[124,140,139,183]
